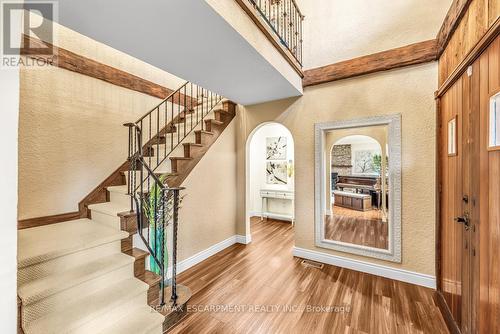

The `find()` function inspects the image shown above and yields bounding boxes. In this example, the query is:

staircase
[17,81,236,333]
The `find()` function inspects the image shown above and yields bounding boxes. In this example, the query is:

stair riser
[70,292,147,334]
[169,158,188,174]
[222,101,236,114]
[91,210,122,230]
[170,159,194,174]
[18,241,121,286]
[148,283,160,305]
[195,132,214,146]
[214,110,232,122]
[121,214,138,235]
[134,257,146,278]
[204,120,224,133]
[22,263,134,327]
[121,236,133,252]
[183,145,204,159]
[109,190,133,208]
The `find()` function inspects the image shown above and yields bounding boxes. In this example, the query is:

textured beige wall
[18,23,181,219]
[296,0,451,69]
[178,121,238,261]
[236,63,437,275]
[18,66,162,219]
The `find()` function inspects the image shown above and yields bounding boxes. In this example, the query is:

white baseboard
[292,247,436,289]
[249,211,294,222]
[236,234,252,244]
[163,235,250,279]
[249,211,261,217]
[176,236,239,274]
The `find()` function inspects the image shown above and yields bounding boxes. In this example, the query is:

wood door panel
[438,34,500,334]
[488,152,500,332]
[478,49,491,334]
[440,79,466,327]
[480,38,500,334]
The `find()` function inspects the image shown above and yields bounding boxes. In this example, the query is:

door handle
[455,214,470,230]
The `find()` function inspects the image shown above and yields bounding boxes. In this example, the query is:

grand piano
[333,175,383,209]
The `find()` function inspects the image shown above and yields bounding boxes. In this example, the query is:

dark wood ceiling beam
[20,35,193,105]
[303,40,438,87]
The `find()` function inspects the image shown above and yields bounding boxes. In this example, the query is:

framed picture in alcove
[266,137,287,160]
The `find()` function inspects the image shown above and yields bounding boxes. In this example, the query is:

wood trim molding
[434,291,461,334]
[303,40,438,87]
[435,98,443,292]
[234,0,304,78]
[20,35,192,105]
[436,16,500,98]
[436,0,474,57]
[18,211,81,230]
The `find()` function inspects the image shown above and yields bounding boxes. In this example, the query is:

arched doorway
[245,122,295,242]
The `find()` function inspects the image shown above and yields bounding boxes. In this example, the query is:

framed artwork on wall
[266,137,287,160]
[266,161,288,184]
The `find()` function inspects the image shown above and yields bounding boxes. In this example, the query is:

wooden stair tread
[138,270,162,287]
[205,119,224,125]
[194,130,214,135]
[214,108,233,113]
[169,156,193,161]
[117,210,136,218]
[124,247,149,260]
[154,171,178,177]
[182,143,203,147]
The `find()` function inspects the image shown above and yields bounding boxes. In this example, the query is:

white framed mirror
[314,115,402,262]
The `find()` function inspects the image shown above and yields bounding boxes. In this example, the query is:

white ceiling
[41,0,303,105]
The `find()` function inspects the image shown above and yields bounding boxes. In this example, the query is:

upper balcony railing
[242,0,304,69]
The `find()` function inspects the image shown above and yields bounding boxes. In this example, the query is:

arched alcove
[244,122,295,242]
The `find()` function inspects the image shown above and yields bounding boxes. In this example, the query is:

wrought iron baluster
[124,81,223,307]
[177,92,181,145]
[156,107,160,168]
[183,86,187,138]
[170,96,174,154]
[171,188,179,304]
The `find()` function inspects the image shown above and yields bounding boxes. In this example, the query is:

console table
[260,189,294,224]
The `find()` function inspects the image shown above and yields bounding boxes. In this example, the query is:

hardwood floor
[170,217,448,334]
[332,206,384,220]
[325,206,388,249]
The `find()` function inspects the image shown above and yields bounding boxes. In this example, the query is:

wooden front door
[438,35,500,334]
[439,70,473,333]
